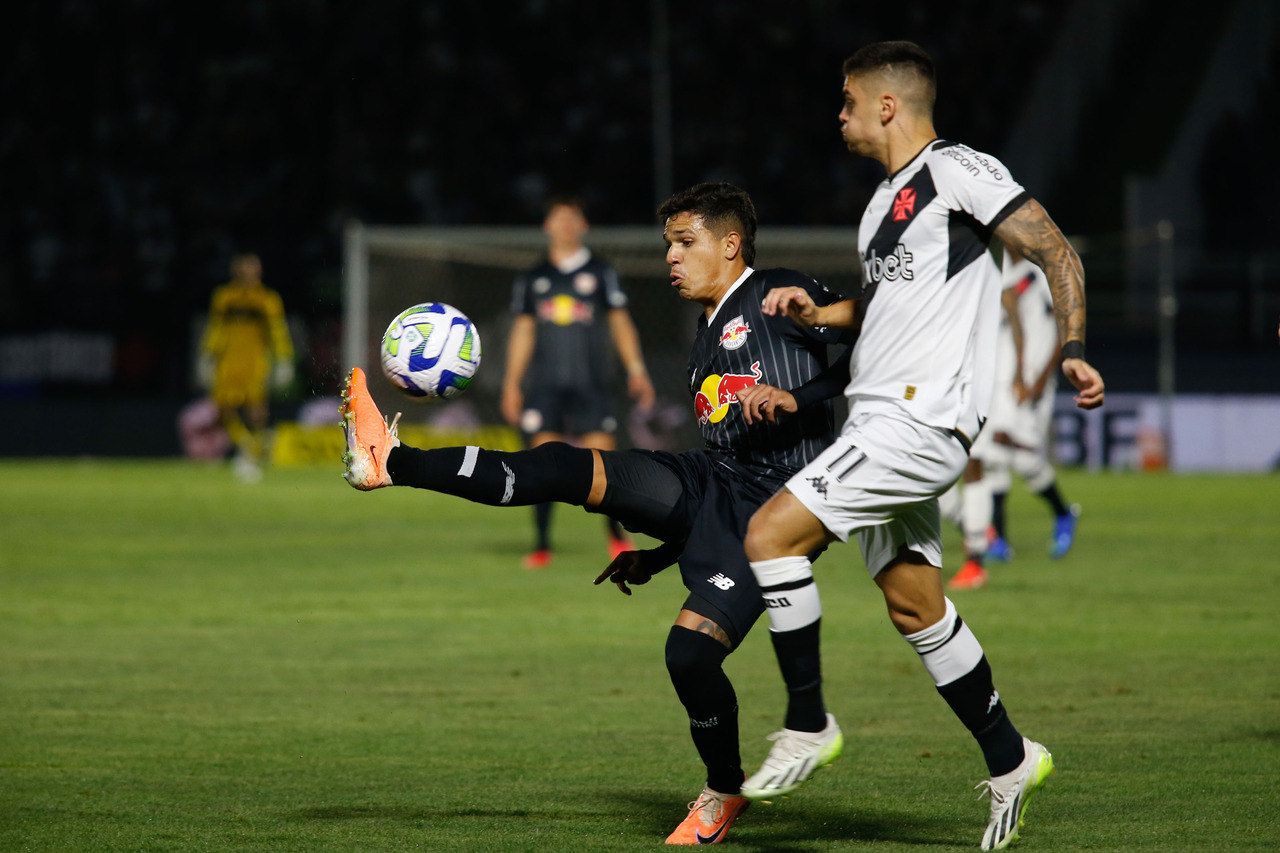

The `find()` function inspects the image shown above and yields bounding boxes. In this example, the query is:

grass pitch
[1,460,1277,851]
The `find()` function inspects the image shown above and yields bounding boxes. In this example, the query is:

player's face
[664,212,732,307]
[543,204,588,244]
[232,255,262,282]
[839,75,880,156]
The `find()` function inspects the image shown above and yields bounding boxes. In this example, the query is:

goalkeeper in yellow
[199,253,294,481]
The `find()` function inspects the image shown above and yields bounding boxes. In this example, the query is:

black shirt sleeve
[789,347,851,410]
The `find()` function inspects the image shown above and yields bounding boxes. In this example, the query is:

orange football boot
[522,549,553,570]
[666,787,749,845]
[947,559,989,591]
[340,367,400,490]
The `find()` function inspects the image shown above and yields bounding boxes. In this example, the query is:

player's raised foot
[665,786,749,845]
[741,713,843,802]
[522,549,552,570]
[340,367,400,490]
[978,738,1054,851]
[948,559,989,591]
[608,535,634,560]
[1049,505,1081,559]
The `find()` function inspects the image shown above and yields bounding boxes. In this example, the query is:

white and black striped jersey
[511,249,629,390]
[848,139,1030,440]
[689,267,851,489]
[1000,250,1058,386]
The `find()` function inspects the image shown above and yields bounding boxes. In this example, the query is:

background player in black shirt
[341,183,852,845]
[502,197,656,569]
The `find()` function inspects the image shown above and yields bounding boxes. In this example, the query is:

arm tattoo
[994,198,1086,345]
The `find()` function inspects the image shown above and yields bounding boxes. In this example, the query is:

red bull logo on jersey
[539,293,594,326]
[718,315,752,351]
[694,361,763,425]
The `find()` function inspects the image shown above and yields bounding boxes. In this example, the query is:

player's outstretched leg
[341,367,401,490]
[978,738,1054,851]
[666,786,749,845]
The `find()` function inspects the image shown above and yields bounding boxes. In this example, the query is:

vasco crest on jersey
[718,315,751,350]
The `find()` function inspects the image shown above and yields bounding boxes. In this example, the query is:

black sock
[769,620,826,732]
[991,491,1008,539]
[666,627,743,794]
[534,503,552,550]
[1038,483,1070,517]
[384,441,593,506]
[936,656,1024,776]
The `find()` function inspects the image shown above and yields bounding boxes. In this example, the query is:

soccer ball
[380,302,482,399]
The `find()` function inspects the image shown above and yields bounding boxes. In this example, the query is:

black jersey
[688,268,849,489]
[511,251,628,390]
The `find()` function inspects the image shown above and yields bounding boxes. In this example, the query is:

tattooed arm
[994,198,1105,410]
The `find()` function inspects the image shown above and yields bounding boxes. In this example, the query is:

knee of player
[743,511,782,562]
[665,625,729,677]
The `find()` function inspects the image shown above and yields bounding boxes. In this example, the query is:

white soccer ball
[379,302,482,399]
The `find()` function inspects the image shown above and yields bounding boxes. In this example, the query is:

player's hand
[272,360,295,390]
[629,371,656,410]
[736,384,798,425]
[500,386,523,427]
[593,549,657,596]
[761,286,819,326]
[196,355,215,390]
[1062,358,1105,409]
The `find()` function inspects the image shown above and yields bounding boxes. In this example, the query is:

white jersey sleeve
[932,144,1028,228]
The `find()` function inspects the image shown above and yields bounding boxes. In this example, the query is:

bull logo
[694,362,763,425]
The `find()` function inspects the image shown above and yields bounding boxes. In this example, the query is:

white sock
[903,597,985,686]
[750,556,821,632]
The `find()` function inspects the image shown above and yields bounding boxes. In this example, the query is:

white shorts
[786,406,969,576]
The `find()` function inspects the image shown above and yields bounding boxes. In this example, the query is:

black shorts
[595,448,778,647]
[522,387,617,436]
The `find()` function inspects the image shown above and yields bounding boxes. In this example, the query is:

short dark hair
[656,182,758,266]
[544,194,587,219]
[842,41,936,114]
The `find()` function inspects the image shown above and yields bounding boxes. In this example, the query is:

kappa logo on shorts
[707,573,735,590]
[807,475,829,498]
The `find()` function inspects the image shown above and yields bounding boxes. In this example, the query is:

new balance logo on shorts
[707,573,735,590]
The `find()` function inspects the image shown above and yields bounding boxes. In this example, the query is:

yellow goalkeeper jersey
[202,279,293,363]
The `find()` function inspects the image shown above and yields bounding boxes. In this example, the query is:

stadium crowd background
[2,0,1277,454]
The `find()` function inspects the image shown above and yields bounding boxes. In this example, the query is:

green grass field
[2,460,1278,851]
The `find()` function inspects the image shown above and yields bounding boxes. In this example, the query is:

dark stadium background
[2,0,1276,455]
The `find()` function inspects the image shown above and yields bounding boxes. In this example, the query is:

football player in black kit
[340,182,853,845]
[502,196,656,569]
